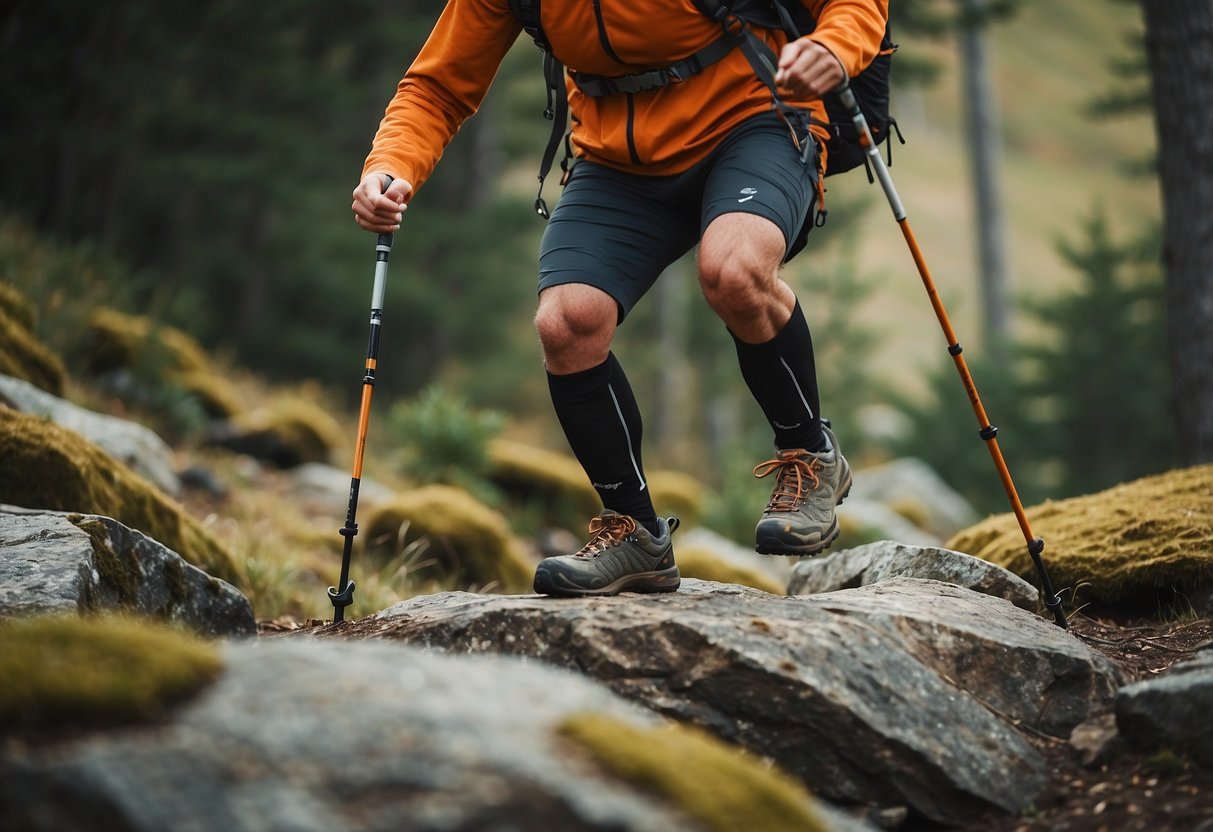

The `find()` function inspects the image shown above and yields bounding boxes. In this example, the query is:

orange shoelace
[753,452,822,512]
[575,513,638,558]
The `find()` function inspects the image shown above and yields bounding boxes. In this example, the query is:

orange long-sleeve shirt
[363,0,888,195]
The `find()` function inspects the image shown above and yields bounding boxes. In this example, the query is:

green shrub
[388,386,504,493]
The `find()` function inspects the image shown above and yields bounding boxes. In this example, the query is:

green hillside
[795,0,1156,395]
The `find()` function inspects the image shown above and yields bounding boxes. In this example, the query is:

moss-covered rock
[169,369,243,420]
[0,408,238,583]
[0,305,66,396]
[947,465,1213,607]
[0,615,222,736]
[674,546,785,595]
[487,438,601,520]
[0,280,36,330]
[85,308,213,376]
[560,713,826,832]
[648,470,706,527]
[80,308,244,425]
[210,397,343,468]
[363,484,534,592]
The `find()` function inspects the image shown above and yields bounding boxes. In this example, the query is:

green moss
[364,484,534,592]
[675,546,785,595]
[0,615,223,735]
[948,464,1213,605]
[560,714,826,832]
[0,408,238,583]
[74,518,143,606]
[0,305,66,395]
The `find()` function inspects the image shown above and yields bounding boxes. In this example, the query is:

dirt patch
[964,614,1213,832]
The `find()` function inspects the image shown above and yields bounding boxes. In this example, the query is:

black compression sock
[547,352,660,536]
[731,299,827,452]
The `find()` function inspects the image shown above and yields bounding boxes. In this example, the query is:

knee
[534,286,616,370]
[698,250,768,316]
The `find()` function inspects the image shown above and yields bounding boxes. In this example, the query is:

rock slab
[788,540,1041,611]
[0,508,254,637]
[359,579,1123,824]
[1116,649,1213,766]
[0,640,854,832]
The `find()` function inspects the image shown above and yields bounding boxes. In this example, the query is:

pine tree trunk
[959,0,1011,358]
[1141,0,1213,464]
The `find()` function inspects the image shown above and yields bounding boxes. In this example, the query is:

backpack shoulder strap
[511,0,549,49]
[509,0,569,218]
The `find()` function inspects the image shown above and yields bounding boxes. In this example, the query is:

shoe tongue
[777,448,807,460]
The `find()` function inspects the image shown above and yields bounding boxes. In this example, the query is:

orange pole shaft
[897,218,1037,547]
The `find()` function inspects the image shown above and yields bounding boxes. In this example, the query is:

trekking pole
[836,84,1067,629]
[328,219,394,623]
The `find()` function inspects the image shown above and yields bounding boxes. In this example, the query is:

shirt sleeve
[803,0,888,80]
[362,0,523,194]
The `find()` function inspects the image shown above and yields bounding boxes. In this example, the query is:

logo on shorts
[738,187,758,203]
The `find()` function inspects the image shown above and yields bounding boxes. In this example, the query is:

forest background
[0,0,1181,527]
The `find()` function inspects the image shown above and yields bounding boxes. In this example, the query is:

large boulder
[0,507,254,636]
[0,638,846,832]
[0,374,180,495]
[341,579,1123,824]
[948,464,1213,609]
[788,540,1041,611]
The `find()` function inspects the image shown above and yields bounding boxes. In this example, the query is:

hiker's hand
[352,173,413,234]
[775,38,845,100]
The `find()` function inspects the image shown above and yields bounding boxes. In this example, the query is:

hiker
[351,0,888,597]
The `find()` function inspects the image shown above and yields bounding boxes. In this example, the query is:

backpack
[510,0,900,218]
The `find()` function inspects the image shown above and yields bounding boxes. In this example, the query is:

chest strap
[570,29,743,97]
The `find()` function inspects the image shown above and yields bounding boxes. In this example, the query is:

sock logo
[773,420,802,430]
[593,481,623,491]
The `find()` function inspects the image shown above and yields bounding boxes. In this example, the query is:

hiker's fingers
[775,38,845,100]
[351,173,413,233]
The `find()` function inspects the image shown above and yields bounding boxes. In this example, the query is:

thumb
[385,177,413,206]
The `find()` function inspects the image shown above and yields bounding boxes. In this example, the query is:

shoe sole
[755,470,853,557]
[533,566,681,598]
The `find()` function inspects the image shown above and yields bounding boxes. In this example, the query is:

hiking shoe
[753,424,852,556]
[533,510,680,597]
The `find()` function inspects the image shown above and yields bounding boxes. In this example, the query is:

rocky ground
[970,614,1213,832]
[275,610,1213,832]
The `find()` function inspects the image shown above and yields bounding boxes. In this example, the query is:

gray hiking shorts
[537,111,820,321]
